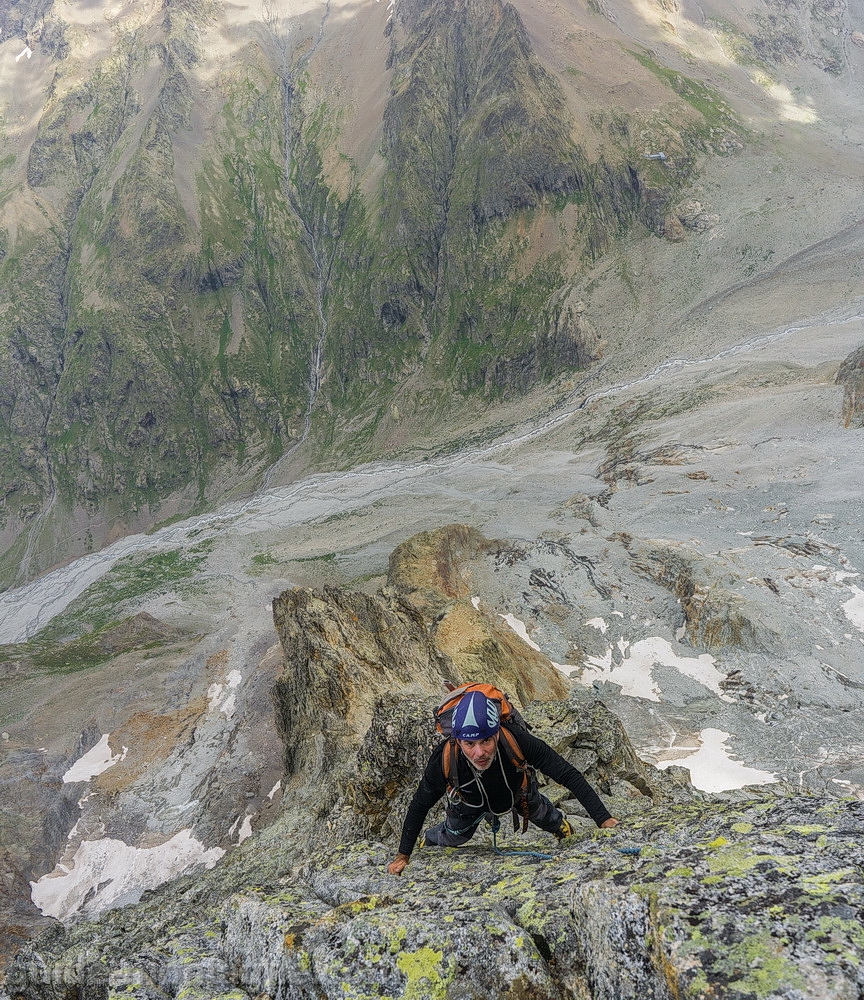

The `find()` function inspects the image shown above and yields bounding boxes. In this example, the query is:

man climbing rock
[387,688,618,875]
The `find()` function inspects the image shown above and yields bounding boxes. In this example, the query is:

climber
[387,688,619,875]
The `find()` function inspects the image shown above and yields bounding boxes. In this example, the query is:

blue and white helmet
[452,690,501,740]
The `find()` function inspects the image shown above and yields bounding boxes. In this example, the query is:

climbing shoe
[553,817,574,841]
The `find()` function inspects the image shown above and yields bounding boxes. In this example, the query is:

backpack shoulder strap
[499,725,528,773]
[442,738,459,790]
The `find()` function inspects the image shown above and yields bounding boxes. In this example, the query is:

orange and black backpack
[434,682,535,830]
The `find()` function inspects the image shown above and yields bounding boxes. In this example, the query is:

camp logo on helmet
[452,690,501,741]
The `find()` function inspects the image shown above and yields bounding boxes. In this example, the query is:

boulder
[836,344,864,428]
[386,524,569,703]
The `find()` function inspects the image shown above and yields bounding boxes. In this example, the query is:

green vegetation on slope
[0,0,734,578]
[0,545,209,677]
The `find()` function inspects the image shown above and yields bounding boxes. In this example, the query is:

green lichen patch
[396,946,447,1000]
[705,842,798,879]
[722,932,806,997]
[800,868,857,893]
[806,915,864,962]
[782,823,827,836]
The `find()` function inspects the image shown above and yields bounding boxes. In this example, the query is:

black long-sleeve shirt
[398,727,612,856]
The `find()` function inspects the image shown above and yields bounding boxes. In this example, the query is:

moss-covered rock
[7,794,863,999]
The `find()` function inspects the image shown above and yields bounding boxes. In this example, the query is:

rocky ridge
[3,524,864,997]
[15,787,859,1000]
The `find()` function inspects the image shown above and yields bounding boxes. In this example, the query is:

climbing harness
[443,725,533,829]
[446,752,552,859]
[446,749,518,815]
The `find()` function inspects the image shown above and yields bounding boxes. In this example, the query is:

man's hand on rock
[387,853,410,875]
[600,818,620,828]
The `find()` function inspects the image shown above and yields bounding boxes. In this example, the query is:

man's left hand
[600,818,619,828]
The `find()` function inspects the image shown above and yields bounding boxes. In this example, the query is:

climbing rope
[488,818,642,861]
[489,817,554,862]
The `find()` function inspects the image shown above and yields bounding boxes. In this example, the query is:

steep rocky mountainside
[1,0,864,991]
[2,0,861,583]
[2,508,864,993]
[0,0,659,580]
[3,538,863,998]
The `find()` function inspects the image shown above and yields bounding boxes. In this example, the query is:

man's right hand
[387,853,410,875]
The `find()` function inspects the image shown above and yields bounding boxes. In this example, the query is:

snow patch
[630,637,731,700]
[654,728,777,792]
[842,585,864,632]
[63,734,127,783]
[30,830,225,921]
[500,611,730,705]
[584,617,608,633]
[500,613,543,652]
[580,642,661,701]
[230,811,254,842]
[575,636,733,703]
[208,669,243,716]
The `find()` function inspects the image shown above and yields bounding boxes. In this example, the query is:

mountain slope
[0,0,780,582]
